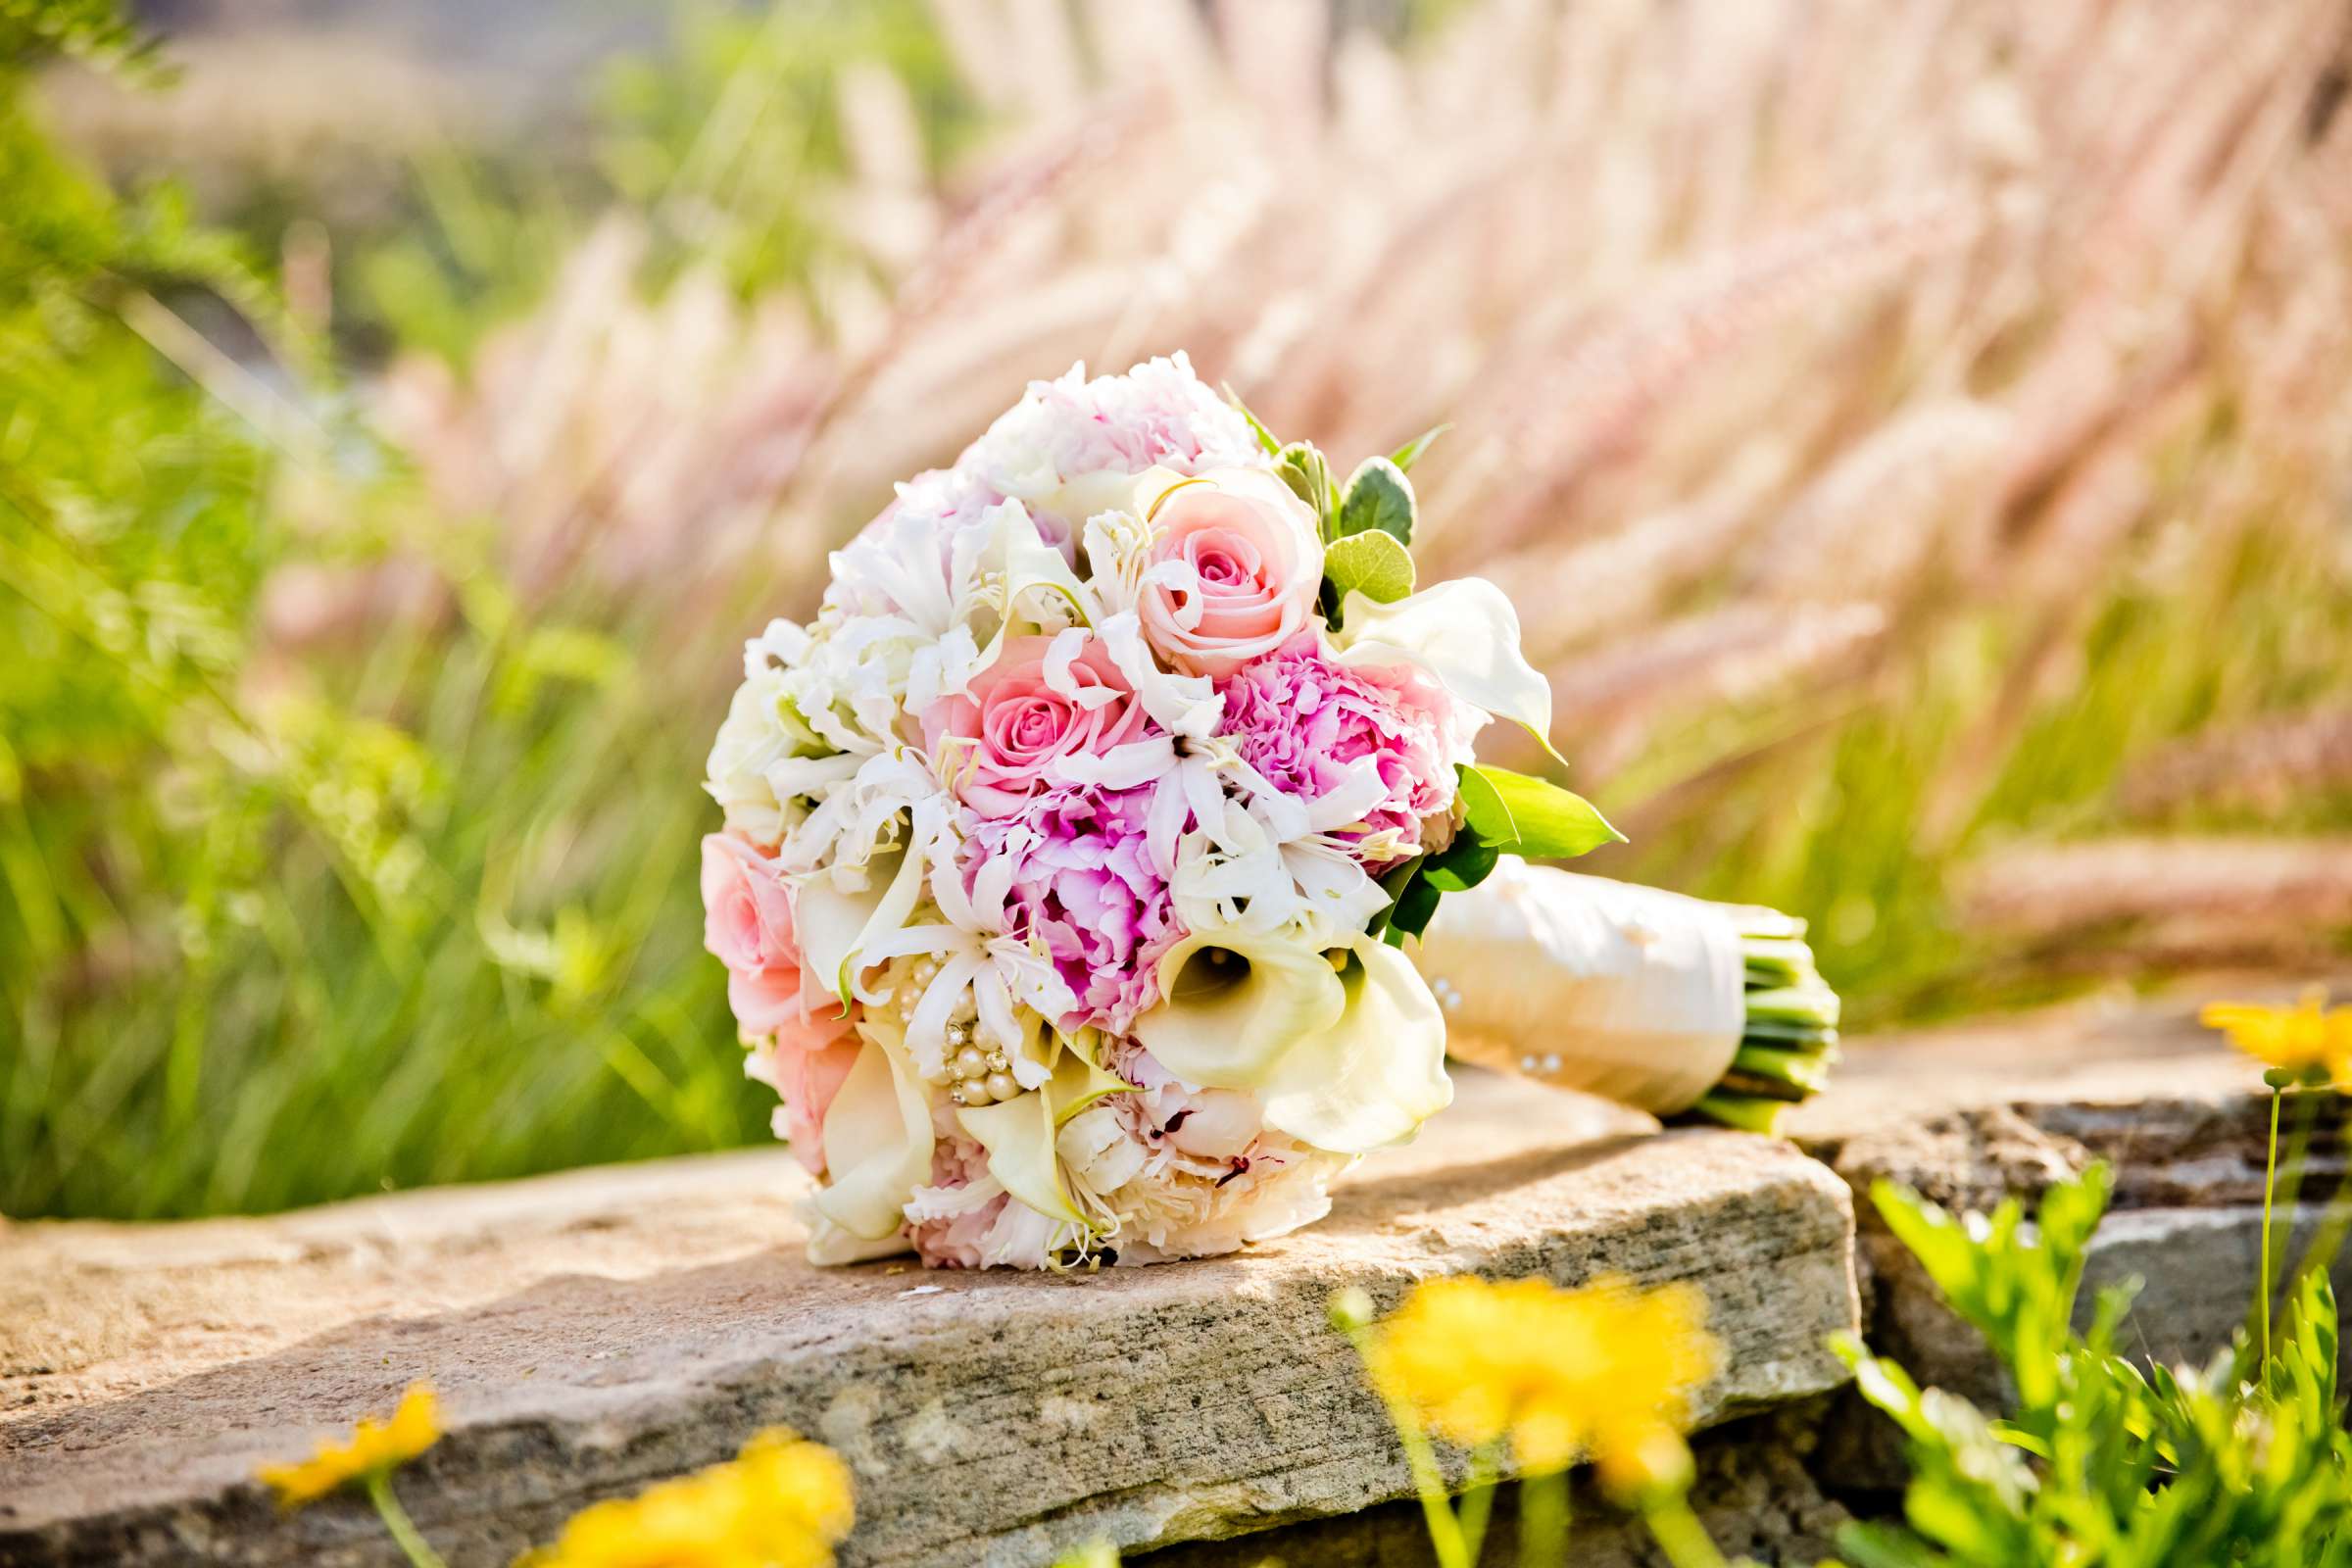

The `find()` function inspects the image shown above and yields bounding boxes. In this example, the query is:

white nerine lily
[1132,919,1451,1154]
[1334,577,1558,760]
[1158,749,1392,939]
[794,788,955,1005]
[1098,611,1223,740]
[782,746,940,882]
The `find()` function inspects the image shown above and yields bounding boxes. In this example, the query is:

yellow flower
[518,1429,854,1568]
[258,1384,442,1509]
[2201,990,2352,1085]
[1366,1274,1719,1493]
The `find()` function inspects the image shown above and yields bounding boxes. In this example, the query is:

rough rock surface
[3,988,2328,1568]
[1141,1405,1852,1566]
[0,1070,1856,1568]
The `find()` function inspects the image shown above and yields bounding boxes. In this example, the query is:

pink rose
[1137,469,1323,677]
[700,832,850,1046]
[751,1031,862,1178]
[923,632,1167,816]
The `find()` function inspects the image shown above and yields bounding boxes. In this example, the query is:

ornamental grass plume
[516,1428,854,1568]
[257,1383,446,1568]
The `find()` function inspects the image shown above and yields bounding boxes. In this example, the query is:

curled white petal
[1334,577,1555,756]
[1099,611,1224,740]
[808,1018,936,1244]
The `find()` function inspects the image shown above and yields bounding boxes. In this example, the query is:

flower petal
[1132,922,1348,1088]
[1335,577,1558,760]
[958,1086,1084,1228]
[1257,938,1452,1153]
[796,822,931,1005]
[807,1020,935,1244]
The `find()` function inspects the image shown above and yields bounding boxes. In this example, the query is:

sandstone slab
[0,1069,1857,1568]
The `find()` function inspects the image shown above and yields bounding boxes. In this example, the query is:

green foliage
[1337,456,1416,545]
[1381,765,1622,943]
[0,13,762,1220]
[1838,1166,2352,1567]
[0,0,150,74]
[1459,763,1626,860]
[1386,422,1449,474]
[358,0,979,362]
[1321,527,1416,606]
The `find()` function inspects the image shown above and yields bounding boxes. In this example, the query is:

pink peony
[956,786,1181,1035]
[924,633,1166,817]
[965,353,1268,501]
[906,1133,1057,1269]
[701,832,853,1048]
[1137,470,1323,677]
[1217,634,1470,865]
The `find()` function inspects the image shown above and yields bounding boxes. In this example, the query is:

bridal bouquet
[700,356,1837,1270]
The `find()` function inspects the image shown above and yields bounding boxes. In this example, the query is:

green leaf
[1388,422,1451,473]
[1322,529,1415,610]
[1377,859,1443,944]
[1455,764,1515,846]
[1276,440,1337,537]
[1338,456,1416,544]
[1459,764,1624,859]
[1420,835,1498,893]
[1223,382,1282,457]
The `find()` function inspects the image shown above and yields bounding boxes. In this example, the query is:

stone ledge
[0,1070,1857,1568]
[6,991,2316,1568]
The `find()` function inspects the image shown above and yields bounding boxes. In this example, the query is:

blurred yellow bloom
[1367,1274,1718,1493]
[259,1384,442,1509]
[518,1428,854,1568]
[2201,991,2352,1084]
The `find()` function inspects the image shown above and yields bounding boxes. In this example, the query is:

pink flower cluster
[700,834,856,1175]
[1218,634,1470,867]
[956,787,1177,1035]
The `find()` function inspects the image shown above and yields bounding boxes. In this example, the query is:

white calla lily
[807,1019,935,1246]
[1335,577,1561,761]
[1132,925,1450,1155]
[1132,921,1348,1087]
[1258,939,1451,1153]
[974,499,1096,652]
[958,1088,1080,1228]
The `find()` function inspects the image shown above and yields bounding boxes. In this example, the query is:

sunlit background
[8,0,2351,1220]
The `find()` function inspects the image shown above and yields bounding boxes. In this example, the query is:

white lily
[794,790,953,1006]
[956,1032,1136,1234]
[1334,577,1559,760]
[1133,922,1451,1154]
[1098,611,1224,740]
[806,1017,936,1248]
[969,498,1098,656]
[705,663,833,845]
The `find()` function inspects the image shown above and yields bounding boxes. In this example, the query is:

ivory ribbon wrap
[1411,856,1745,1116]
